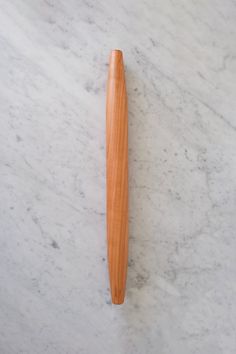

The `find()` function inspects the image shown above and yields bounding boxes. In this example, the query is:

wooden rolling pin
[106,50,128,304]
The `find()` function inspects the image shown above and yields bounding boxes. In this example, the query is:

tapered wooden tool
[106,50,128,305]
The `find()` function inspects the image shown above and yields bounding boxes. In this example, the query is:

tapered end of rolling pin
[106,50,128,305]
[108,50,124,80]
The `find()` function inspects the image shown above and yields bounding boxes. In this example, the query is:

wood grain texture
[106,50,128,305]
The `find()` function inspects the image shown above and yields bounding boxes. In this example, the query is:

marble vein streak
[0,0,236,353]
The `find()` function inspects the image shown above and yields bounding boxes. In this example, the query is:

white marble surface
[0,0,236,353]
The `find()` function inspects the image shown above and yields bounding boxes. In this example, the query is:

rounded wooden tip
[111,49,123,56]
[113,298,125,305]
[109,50,124,80]
[111,289,125,305]
[109,50,123,63]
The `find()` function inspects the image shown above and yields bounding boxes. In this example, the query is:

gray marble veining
[0,0,236,353]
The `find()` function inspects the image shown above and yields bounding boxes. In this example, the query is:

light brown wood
[106,50,128,305]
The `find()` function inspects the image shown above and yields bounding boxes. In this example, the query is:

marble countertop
[0,1,236,353]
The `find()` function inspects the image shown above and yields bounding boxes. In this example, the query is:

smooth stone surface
[0,1,236,353]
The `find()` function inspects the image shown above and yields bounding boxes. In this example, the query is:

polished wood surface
[106,50,128,304]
